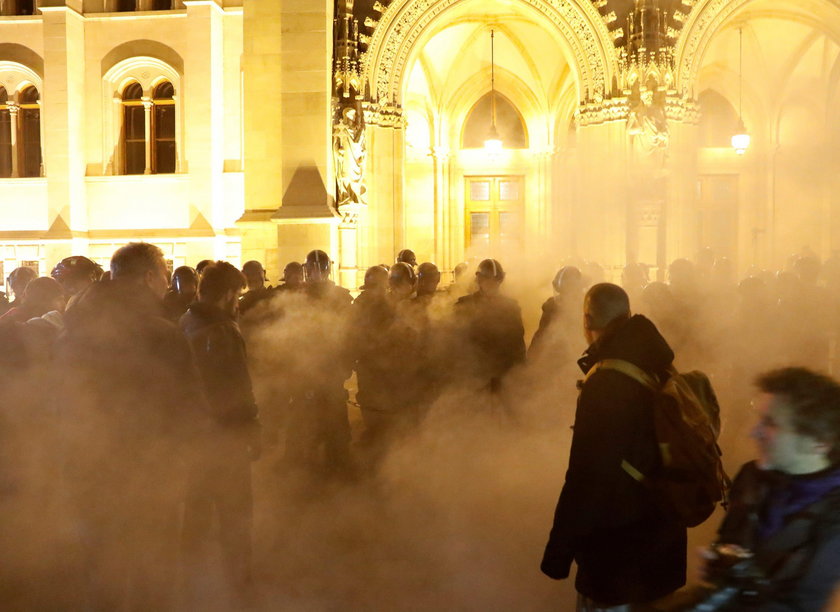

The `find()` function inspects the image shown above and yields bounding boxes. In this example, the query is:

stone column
[338,202,362,289]
[41,4,88,248]
[142,96,153,174]
[8,102,18,178]
[431,145,450,270]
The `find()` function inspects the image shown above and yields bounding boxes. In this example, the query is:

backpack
[586,359,731,527]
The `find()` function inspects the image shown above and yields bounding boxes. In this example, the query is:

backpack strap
[583,359,661,485]
[583,358,659,392]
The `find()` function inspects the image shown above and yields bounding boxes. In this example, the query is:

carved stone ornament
[673,0,782,94]
[361,0,617,108]
[362,100,404,128]
[333,104,367,207]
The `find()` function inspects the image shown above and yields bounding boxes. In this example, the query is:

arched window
[152,81,176,173]
[122,82,145,175]
[0,88,11,178]
[18,86,41,177]
[462,92,528,149]
[120,80,177,175]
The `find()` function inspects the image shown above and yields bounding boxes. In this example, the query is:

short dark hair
[756,367,840,461]
[199,261,245,303]
[585,283,630,330]
[110,242,165,281]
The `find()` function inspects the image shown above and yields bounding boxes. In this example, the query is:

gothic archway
[362,0,618,108]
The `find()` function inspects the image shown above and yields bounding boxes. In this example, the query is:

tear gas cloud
[2,232,838,611]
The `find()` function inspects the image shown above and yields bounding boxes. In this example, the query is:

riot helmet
[242,260,267,291]
[417,262,441,296]
[552,266,583,296]
[51,256,104,296]
[304,249,331,282]
[396,249,417,268]
[282,261,304,287]
[360,265,389,292]
[171,266,198,298]
[389,262,416,299]
[475,258,505,295]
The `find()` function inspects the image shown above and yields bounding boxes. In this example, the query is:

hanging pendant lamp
[484,29,503,152]
[732,27,751,155]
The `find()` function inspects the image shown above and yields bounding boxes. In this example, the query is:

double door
[464,175,524,254]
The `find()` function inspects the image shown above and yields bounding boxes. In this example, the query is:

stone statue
[333,105,366,207]
[627,88,669,155]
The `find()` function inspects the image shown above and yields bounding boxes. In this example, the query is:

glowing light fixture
[732,27,750,155]
[484,29,503,152]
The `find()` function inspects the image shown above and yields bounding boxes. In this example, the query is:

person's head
[583,283,631,345]
[241,260,266,291]
[195,259,213,277]
[304,250,331,283]
[417,262,441,296]
[282,261,304,287]
[110,242,170,300]
[51,256,104,297]
[396,249,417,269]
[388,262,416,299]
[21,277,66,316]
[171,266,198,299]
[8,266,37,301]
[552,266,583,298]
[360,265,388,294]
[475,259,504,295]
[199,261,246,317]
[751,368,840,474]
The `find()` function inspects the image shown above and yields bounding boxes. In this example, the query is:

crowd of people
[1,242,840,610]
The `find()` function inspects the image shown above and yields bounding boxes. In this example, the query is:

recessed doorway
[464,175,524,255]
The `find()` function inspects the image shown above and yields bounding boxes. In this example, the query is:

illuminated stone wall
[3,0,840,289]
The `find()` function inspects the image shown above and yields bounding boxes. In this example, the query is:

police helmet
[475,258,505,282]
[389,262,416,287]
[51,256,104,287]
[417,262,440,281]
[396,249,417,267]
[552,266,582,294]
[360,265,389,291]
[304,249,331,281]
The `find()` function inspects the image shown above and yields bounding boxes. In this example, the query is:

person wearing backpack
[541,283,687,610]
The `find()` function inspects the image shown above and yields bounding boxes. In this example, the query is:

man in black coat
[453,258,526,393]
[180,261,260,599]
[541,283,686,609]
[57,242,207,611]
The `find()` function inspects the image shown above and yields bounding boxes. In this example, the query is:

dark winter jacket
[180,302,258,430]
[454,290,526,388]
[714,461,840,611]
[542,314,686,606]
[57,280,208,481]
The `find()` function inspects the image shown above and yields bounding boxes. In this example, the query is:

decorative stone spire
[334,0,362,99]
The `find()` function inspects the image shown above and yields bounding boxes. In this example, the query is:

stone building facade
[2,0,840,286]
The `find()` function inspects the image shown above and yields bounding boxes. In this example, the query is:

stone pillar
[337,202,362,288]
[534,146,555,246]
[41,4,88,241]
[362,114,404,269]
[431,145,450,270]
[142,96,153,174]
[8,102,18,178]
[184,0,225,252]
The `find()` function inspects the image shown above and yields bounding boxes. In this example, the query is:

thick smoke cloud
[0,241,836,610]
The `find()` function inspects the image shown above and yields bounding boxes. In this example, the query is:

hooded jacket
[542,314,686,605]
